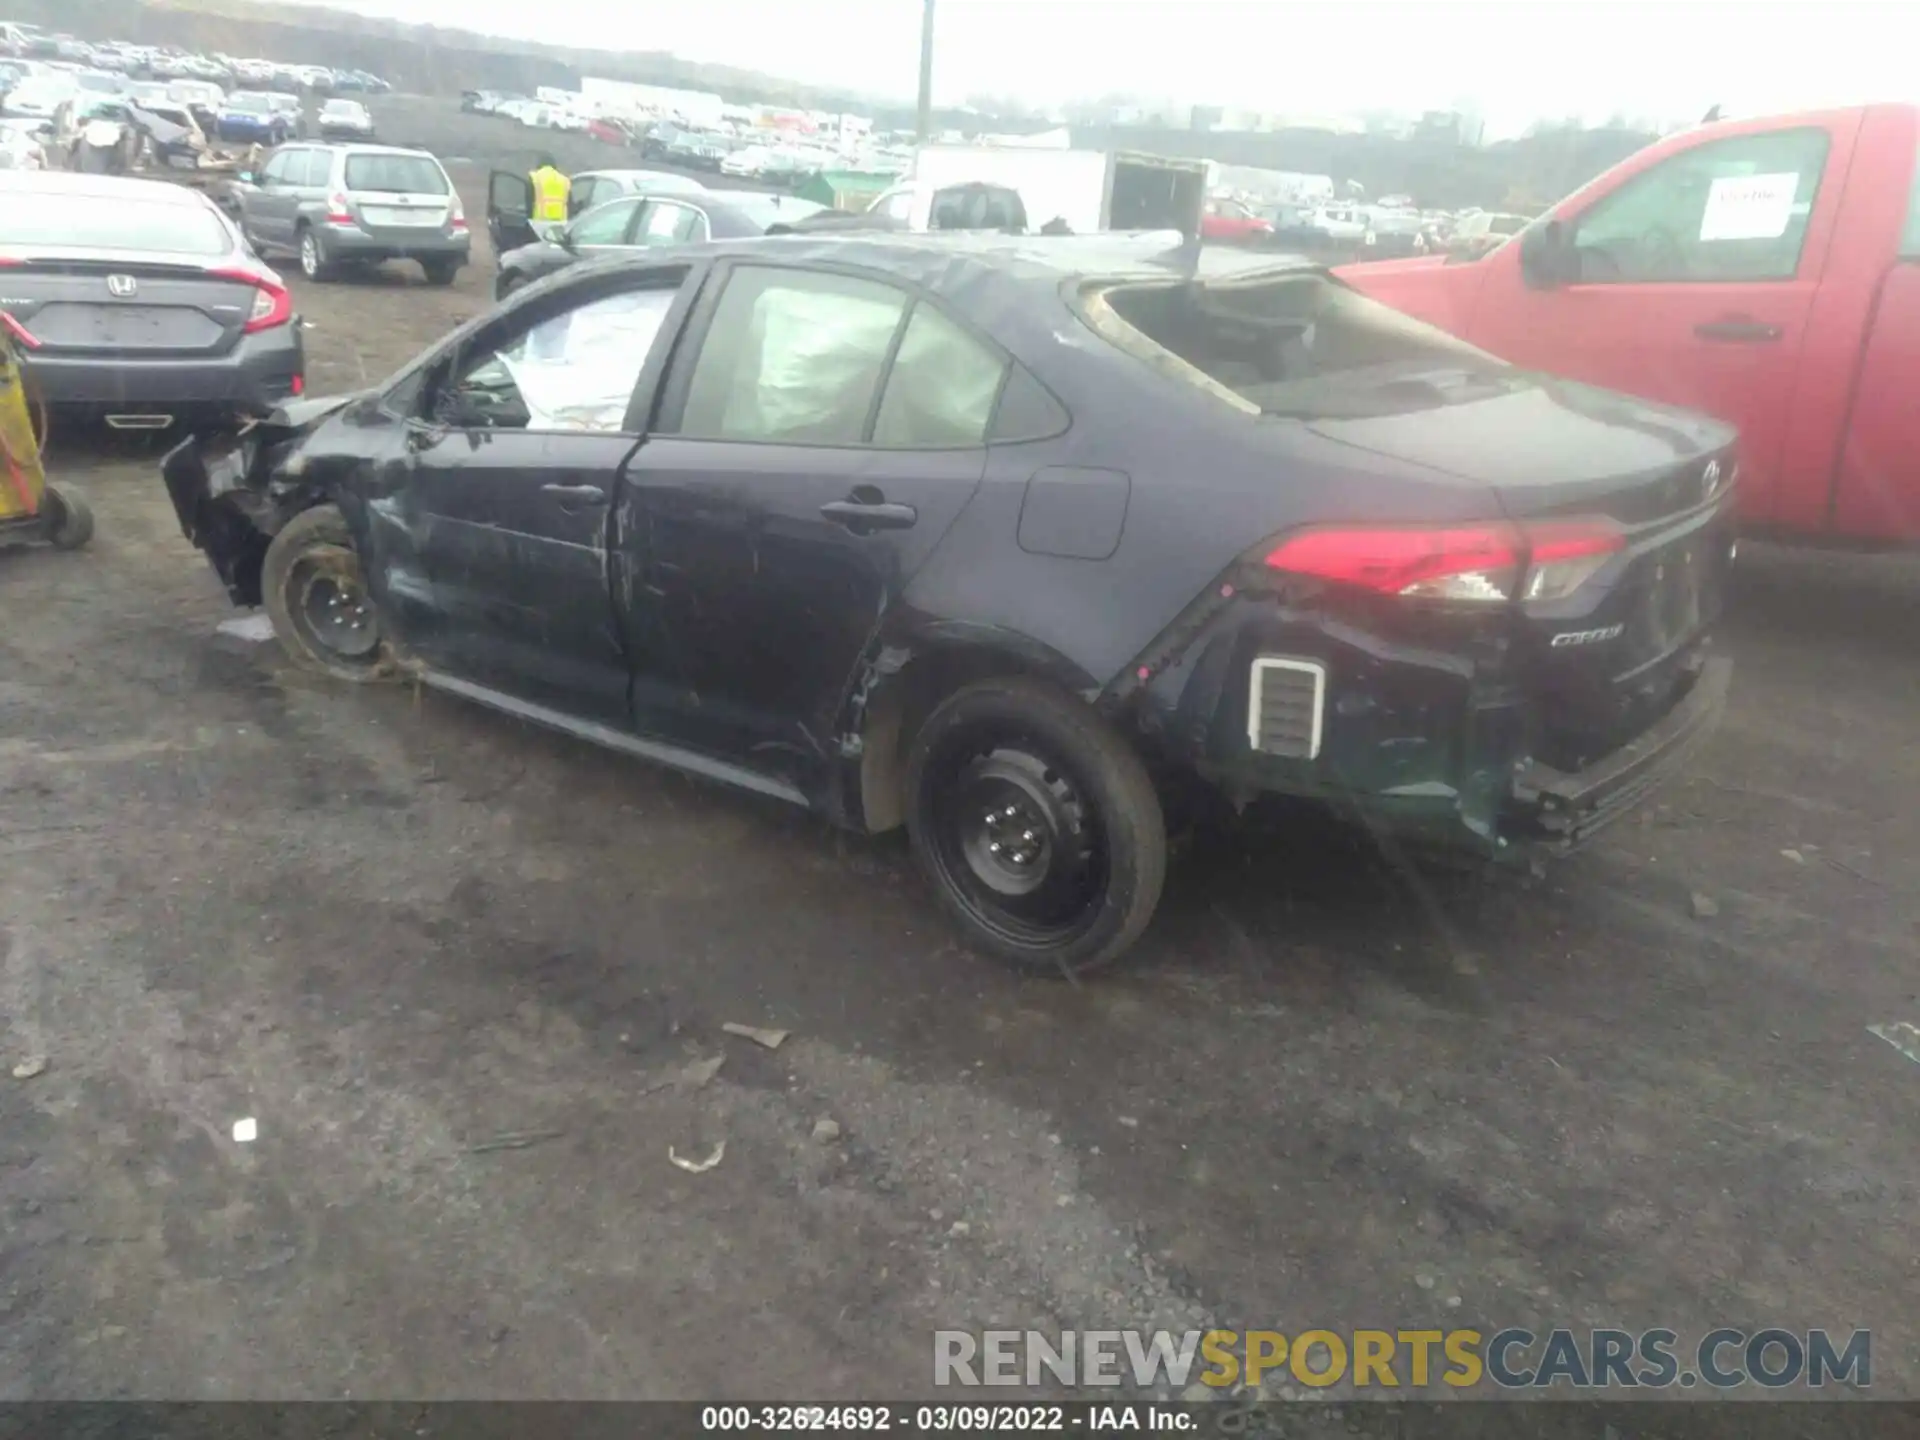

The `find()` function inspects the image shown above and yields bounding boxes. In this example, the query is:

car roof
[0,169,219,207]
[690,232,1317,290]
[306,143,440,159]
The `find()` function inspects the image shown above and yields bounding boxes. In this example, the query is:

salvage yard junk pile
[160,234,1737,973]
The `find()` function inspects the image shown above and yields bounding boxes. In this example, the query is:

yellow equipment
[0,329,91,549]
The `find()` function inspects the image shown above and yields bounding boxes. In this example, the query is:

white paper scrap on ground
[1698,172,1799,242]
[232,1117,258,1143]
[216,614,277,643]
[1868,1022,1920,1066]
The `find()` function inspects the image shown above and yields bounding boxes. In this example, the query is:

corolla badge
[1551,624,1626,648]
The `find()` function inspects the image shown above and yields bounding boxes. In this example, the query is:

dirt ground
[3,97,1919,1403]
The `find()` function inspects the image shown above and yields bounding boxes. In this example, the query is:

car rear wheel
[41,483,93,550]
[297,226,334,282]
[906,676,1166,976]
[261,505,388,682]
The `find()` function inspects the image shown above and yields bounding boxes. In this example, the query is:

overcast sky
[338,1,1910,132]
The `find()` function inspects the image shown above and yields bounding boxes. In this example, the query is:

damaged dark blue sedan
[160,236,1735,973]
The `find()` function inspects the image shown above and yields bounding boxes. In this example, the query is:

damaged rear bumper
[1506,655,1730,853]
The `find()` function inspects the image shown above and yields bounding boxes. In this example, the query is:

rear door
[619,260,1002,790]
[487,169,536,255]
[245,146,301,249]
[1464,121,1852,527]
[364,262,703,722]
[341,150,451,244]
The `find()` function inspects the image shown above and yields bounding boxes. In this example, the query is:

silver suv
[239,143,469,285]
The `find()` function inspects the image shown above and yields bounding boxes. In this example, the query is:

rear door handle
[541,482,608,506]
[1694,319,1782,343]
[820,499,918,531]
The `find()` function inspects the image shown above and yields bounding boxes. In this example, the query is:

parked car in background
[1343,102,1920,547]
[1363,205,1427,258]
[491,186,824,297]
[0,115,45,168]
[317,97,373,141]
[1201,197,1273,245]
[160,236,1735,974]
[1444,210,1530,259]
[217,90,296,144]
[0,74,72,121]
[238,142,468,284]
[486,165,708,254]
[0,170,301,428]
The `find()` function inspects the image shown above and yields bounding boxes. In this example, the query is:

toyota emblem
[106,274,138,299]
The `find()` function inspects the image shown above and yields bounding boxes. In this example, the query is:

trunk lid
[341,153,452,238]
[1307,375,1738,771]
[0,257,253,356]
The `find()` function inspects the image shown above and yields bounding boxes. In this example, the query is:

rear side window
[872,302,1007,446]
[1569,127,1830,283]
[675,266,906,444]
[2,194,229,255]
[570,197,640,245]
[344,153,449,195]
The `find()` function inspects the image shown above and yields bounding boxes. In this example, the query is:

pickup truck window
[1902,136,1920,259]
[1569,127,1829,284]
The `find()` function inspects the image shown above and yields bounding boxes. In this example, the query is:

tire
[297,225,333,282]
[905,676,1167,976]
[421,257,459,286]
[41,483,93,550]
[259,505,389,682]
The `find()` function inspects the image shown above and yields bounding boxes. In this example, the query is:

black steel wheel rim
[289,552,379,661]
[924,731,1109,951]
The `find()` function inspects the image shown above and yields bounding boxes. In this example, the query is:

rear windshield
[227,92,270,112]
[1086,271,1510,420]
[321,100,361,116]
[344,153,448,195]
[2,193,230,255]
[724,194,825,230]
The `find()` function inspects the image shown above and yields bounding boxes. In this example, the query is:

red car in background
[1202,197,1274,245]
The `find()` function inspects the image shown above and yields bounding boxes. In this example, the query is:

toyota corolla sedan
[159,236,1734,973]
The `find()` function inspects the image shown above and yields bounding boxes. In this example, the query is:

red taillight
[1264,518,1622,604]
[325,192,353,224]
[449,196,467,233]
[207,266,292,333]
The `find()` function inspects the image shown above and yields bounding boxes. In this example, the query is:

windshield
[343,153,448,194]
[1,192,230,254]
[1089,271,1508,419]
[73,71,120,93]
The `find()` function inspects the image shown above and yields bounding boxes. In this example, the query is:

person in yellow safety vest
[530,154,570,224]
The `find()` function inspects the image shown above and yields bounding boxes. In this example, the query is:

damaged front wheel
[261,505,389,682]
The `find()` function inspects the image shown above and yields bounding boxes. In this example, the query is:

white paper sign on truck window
[1699,171,1801,242]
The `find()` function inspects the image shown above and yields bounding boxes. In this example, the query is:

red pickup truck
[1343,104,1920,545]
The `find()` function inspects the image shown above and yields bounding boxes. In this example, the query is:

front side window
[570,196,641,246]
[1570,127,1830,283]
[675,267,908,444]
[433,282,682,432]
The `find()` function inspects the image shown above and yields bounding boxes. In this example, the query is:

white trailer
[906,145,1206,236]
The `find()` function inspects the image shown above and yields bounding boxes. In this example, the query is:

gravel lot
[2,96,1918,1402]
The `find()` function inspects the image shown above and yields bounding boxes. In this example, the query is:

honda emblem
[106,274,137,299]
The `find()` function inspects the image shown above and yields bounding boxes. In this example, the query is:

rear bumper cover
[1506,655,1730,853]
[23,327,304,410]
[322,225,470,263]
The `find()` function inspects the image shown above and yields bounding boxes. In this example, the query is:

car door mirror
[1519,219,1572,288]
[556,225,576,251]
